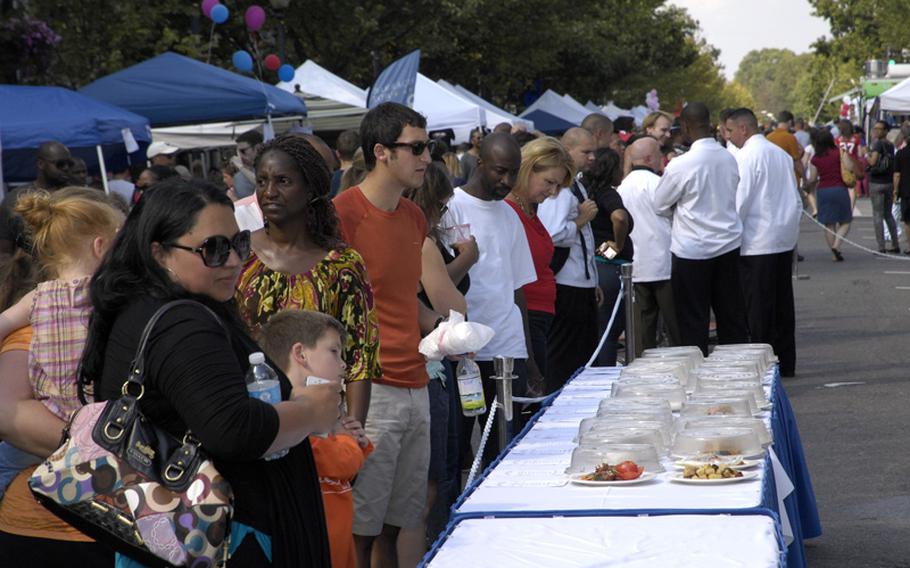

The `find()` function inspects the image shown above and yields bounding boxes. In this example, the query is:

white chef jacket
[616,168,672,282]
[653,137,742,260]
[734,134,801,256]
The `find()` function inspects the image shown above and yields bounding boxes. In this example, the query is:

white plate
[674,458,761,470]
[569,471,658,486]
[672,451,766,461]
[669,471,759,484]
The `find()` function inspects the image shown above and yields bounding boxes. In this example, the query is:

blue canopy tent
[0,85,151,188]
[519,110,578,135]
[79,52,307,127]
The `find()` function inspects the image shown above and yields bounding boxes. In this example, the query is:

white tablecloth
[457,367,775,515]
[427,515,781,567]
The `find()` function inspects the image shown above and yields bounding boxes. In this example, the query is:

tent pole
[96,145,110,195]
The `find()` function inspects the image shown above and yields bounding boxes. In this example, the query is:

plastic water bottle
[456,356,486,417]
[245,352,288,460]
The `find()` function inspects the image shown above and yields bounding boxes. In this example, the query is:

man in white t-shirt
[653,102,749,355]
[725,108,801,376]
[617,137,680,354]
[442,133,537,463]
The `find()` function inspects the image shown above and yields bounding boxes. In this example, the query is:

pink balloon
[245,5,267,31]
[201,0,218,17]
[264,54,281,72]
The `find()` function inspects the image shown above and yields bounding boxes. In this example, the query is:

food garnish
[580,460,644,481]
[682,464,743,480]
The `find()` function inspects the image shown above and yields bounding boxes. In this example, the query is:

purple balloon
[201,0,218,17]
[245,5,266,31]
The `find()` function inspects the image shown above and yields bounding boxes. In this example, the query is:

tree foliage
[735,49,812,115]
[1,0,746,116]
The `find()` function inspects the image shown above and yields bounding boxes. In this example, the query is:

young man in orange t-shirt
[333,102,444,568]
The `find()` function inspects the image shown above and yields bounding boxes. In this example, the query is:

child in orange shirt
[259,309,372,568]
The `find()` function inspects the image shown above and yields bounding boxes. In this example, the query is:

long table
[425,513,787,567]
[426,365,819,567]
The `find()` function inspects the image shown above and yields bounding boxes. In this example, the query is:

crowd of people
[0,94,896,568]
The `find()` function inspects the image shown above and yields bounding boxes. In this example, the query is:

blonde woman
[504,137,575,383]
[624,111,675,177]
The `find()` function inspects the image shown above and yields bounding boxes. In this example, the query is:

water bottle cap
[248,352,265,365]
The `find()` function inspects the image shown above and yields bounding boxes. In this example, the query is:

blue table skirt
[446,365,821,567]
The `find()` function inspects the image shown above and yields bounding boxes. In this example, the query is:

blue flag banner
[367,49,421,108]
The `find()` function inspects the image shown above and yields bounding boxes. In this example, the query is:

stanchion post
[492,356,516,453]
[621,263,636,363]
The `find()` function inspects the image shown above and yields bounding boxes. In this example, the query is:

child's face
[299,329,346,383]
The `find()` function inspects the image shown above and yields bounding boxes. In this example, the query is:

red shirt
[811,148,847,189]
[835,134,862,158]
[333,186,428,388]
[506,200,556,314]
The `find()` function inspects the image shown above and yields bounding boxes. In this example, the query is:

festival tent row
[437,80,535,132]
[0,85,151,187]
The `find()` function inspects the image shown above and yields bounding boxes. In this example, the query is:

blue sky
[668,0,831,79]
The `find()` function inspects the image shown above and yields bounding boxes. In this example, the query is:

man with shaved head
[0,140,74,256]
[653,102,749,355]
[724,107,800,376]
[442,132,538,464]
[617,137,680,354]
[581,113,615,150]
[538,127,601,390]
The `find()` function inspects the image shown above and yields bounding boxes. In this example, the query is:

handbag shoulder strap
[124,300,228,393]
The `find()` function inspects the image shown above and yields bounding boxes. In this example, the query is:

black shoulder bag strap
[550,181,591,279]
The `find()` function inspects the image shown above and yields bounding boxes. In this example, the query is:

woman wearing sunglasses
[80,178,341,567]
[236,134,379,426]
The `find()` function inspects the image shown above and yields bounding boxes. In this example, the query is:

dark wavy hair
[404,162,453,241]
[78,178,238,401]
[583,147,622,197]
[254,134,342,251]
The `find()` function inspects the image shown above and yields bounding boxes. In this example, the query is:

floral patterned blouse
[236,247,381,383]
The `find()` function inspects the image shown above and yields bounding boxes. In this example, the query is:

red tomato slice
[614,461,644,480]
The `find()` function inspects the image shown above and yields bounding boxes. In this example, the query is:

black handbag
[29,300,234,567]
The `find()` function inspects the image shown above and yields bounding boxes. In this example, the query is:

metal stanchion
[492,355,516,452]
[621,263,636,363]
[793,245,810,280]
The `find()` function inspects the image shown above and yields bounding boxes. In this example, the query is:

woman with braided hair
[236,134,379,425]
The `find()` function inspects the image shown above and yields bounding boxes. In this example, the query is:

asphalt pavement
[789,198,910,567]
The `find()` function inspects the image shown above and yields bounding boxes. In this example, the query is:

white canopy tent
[277,60,367,108]
[562,94,593,118]
[602,101,633,121]
[413,74,483,143]
[438,80,534,131]
[520,90,589,125]
[879,76,910,113]
[150,115,304,149]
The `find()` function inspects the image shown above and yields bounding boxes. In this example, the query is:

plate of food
[670,464,759,484]
[674,455,762,470]
[569,461,657,486]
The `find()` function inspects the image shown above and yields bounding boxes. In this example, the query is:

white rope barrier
[465,395,497,487]
[802,209,910,261]
[585,275,625,368]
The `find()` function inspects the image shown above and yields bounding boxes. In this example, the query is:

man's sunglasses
[385,139,437,156]
[165,230,251,267]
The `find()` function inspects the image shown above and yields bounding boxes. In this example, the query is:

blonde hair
[258,309,347,374]
[442,152,462,179]
[514,137,575,195]
[642,111,674,132]
[15,187,123,278]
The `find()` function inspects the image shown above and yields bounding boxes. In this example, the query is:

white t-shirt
[653,138,742,260]
[617,168,671,282]
[107,179,135,204]
[734,134,801,256]
[443,187,536,360]
[537,175,598,289]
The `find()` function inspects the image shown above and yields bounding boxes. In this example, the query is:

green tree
[735,48,812,115]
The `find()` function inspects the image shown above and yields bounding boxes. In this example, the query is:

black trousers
[546,284,598,392]
[739,250,796,376]
[671,248,750,356]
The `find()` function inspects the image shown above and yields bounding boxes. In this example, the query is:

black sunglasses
[165,230,251,267]
[385,139,437,156]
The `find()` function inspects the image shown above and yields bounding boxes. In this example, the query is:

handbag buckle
[103,422,126,441]
[164,463,185,482]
